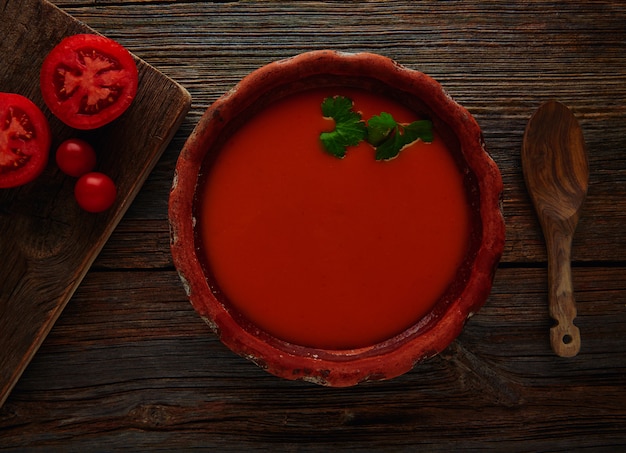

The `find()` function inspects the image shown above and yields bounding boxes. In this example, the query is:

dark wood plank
[54,0,626,264]
[0,268,624,450]
[0,0,191,407]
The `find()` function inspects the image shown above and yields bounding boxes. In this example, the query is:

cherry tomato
[40,34,138,130]
[0,92,51,188]
[55,138,97,177]
[74,172,117,213]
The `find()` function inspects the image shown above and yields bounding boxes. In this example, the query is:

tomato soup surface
[198,88,471,350]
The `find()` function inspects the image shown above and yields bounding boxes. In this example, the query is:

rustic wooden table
[2,1,625,450]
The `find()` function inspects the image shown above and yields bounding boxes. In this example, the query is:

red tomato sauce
[197,88,471,349]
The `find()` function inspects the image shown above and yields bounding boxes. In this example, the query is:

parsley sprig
[320,95,433,160]
[319,96,367,158]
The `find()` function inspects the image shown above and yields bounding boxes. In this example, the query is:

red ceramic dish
[169,50,505,386]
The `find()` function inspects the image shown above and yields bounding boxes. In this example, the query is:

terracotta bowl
[169,50,505,386]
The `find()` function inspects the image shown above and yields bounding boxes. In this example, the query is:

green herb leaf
[366,111,397,146]
[319,96,367,158]
[368,115,433,161]
[319,96,434,160]
[404,119,434,144]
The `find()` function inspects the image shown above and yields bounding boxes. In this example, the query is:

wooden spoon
[522,100,589,357]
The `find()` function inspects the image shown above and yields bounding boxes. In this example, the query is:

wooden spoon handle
[547,225,581,357]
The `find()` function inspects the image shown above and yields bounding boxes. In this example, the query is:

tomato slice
[40,34,138,130]
[0,93,51,189]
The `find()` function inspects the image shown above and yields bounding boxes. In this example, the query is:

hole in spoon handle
[550,324,580,357]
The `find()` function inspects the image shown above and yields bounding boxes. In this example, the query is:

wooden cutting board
[0,0,192,406]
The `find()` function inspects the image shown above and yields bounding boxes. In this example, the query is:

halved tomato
[40,34,138,130]
[0,93,51,189]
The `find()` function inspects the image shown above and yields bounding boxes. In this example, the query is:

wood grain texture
[0,0,191,407]
[1,0,625,450]
[53,0,626,264]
